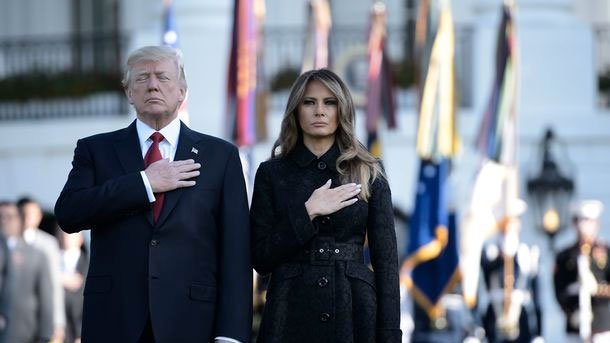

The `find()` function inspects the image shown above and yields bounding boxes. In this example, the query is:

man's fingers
[172,159,195,167]
[179,171,200,180]
[176,180,196,188]
[175,162,201,173]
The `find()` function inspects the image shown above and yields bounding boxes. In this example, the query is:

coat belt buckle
[310,243,332,265]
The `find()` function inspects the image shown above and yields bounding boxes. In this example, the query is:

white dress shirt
[136,118,240,343]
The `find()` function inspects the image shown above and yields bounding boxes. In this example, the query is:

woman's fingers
[319,179,332,190]
[307,182,362,217]
[331,183,361,201]
[339,198,359,209]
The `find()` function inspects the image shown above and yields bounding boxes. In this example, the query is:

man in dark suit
[0,201,54,343]
[55,45,252,343]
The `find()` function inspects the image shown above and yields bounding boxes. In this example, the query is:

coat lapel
[112,120,154,226]
[155,122,202,228]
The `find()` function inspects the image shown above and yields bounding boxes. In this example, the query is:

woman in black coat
[250,69,401,343]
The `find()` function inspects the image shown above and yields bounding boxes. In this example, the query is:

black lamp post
[526,128,575,246]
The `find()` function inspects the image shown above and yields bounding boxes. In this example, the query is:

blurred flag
[302,0,332,72]
[254,0,268,142]
[461,0,519,308]
[227,0,266,147]
[415,0,460,160]
[403,159,460,319]
[162,0,190,126]
[475,1,518,165]
[226,0,267,199]
[402,0,460,321]
[365,1,397,158]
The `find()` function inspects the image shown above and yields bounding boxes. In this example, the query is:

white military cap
[573,200,604,220]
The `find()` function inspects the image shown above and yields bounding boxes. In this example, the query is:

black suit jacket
[55,120,252,343]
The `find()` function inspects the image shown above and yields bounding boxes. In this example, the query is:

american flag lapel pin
[191,147,199,155]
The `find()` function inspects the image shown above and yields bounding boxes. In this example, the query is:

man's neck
[138,114,177,131]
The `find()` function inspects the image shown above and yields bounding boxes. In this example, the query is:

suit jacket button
[320,312,331,322]
[317,161,327,170]
[317,277,329,287]
[151,240,159,246]
[320,216,330,225]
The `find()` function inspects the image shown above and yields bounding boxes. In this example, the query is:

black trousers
[139,315,155,343]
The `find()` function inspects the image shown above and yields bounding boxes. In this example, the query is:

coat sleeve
[213,146,252,343]
[366,176,402,342]
[250,162,318,275]
[54,138,151,233]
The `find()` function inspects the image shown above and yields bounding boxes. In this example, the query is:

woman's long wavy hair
[271,69,384,201]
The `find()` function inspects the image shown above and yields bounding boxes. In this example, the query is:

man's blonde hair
[122,45,187,89]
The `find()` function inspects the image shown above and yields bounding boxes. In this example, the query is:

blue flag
[162,0,179,48]
[403,159,460,319]
[161,0,189,125]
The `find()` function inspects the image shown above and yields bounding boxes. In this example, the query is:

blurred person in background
[250,69,401,343]
[59,230,88,343]
[0,211,10,343]
[17,197,66,343]
[0,201,53,343]
[479,199,543,343]
[554,200,610,343]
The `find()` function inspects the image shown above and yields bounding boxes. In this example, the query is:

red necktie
[144,132,165,223]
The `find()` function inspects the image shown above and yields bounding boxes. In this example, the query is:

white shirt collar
[136,116,181,152]
[23,227,37,244]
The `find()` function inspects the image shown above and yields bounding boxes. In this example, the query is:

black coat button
[320,312,331,322]
[320,216,330,225]
[317,277,329,287]
[317,161,327,170]
[151,240,159,246]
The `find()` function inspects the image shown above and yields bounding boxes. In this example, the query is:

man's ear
[178,87,186,102]
[124,87,134,104]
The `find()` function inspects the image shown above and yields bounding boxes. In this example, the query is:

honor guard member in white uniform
[554,200,610,343]
[480,199,543,343]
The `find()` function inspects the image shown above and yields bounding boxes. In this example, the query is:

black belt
[291,242,363,265]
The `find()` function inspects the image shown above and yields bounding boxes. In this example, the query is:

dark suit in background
[55,121,252,342]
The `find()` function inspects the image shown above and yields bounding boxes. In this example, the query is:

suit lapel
[156,122,203,228]
[113,120,145,174]
[113,120,154,226]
